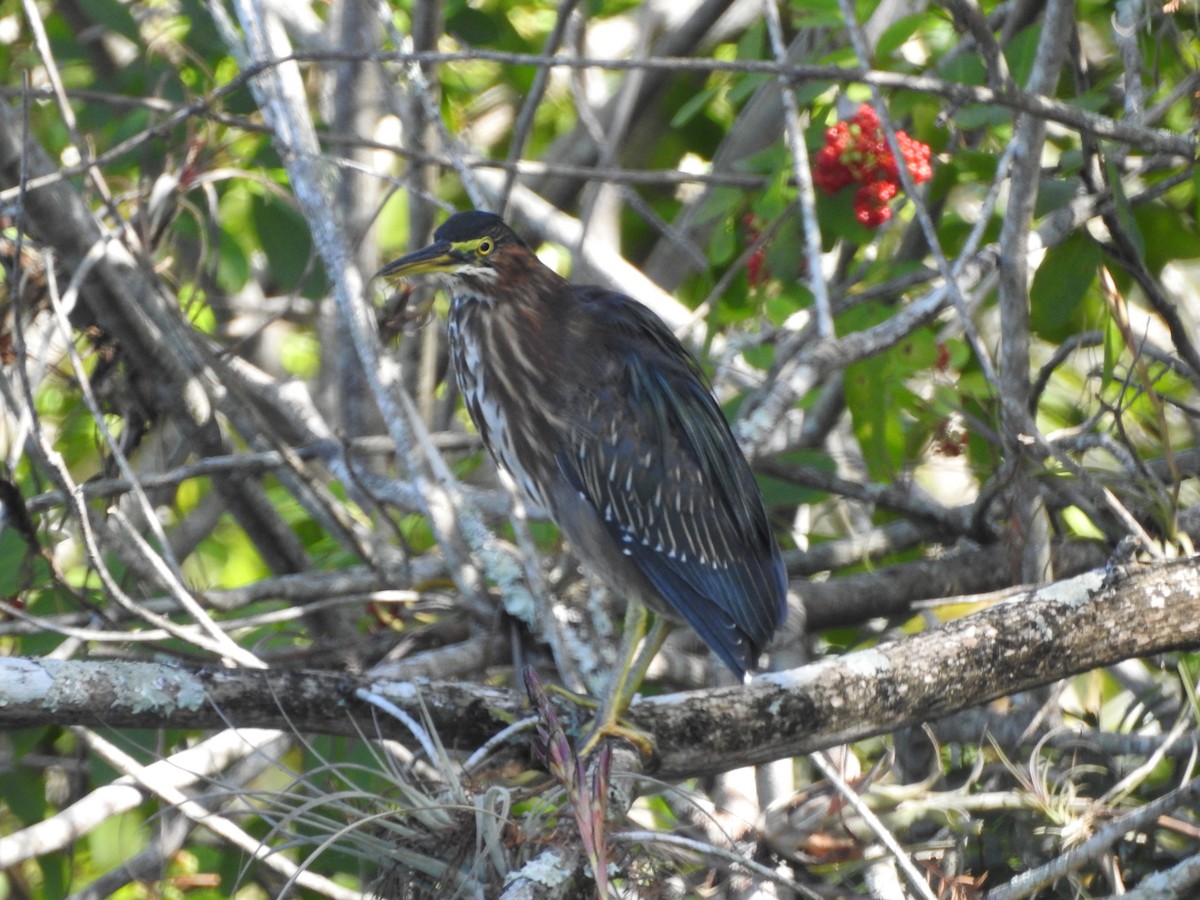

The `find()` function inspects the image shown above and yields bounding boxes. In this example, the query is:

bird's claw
[545,684,657,760]
[544,683,598,709]
[578,720,656,762]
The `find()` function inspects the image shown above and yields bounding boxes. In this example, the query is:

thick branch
[3,559,1198,780]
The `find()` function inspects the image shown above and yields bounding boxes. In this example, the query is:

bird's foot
[544,683,598,709]
[545,684,656,760]
[578,719,656,762]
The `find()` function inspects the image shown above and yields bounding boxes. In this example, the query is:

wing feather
[558,288,786,677]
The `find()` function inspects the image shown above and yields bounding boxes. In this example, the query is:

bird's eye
[477,238,494,256]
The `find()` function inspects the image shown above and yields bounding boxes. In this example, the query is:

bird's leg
[578,602,673,759]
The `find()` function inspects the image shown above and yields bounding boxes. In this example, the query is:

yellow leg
[578,603,673,759]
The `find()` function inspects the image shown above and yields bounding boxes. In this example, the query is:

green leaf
[0,526,30,596]
[940,52,986,88]
[696,186,743,225]
[0,732,49,825]
[280,330,321,379]
[707,216,736,266]
[758,169,794,221]
[766,282,812,326]
[840,305,912,479]
[816,189,875,247]
[735,18,766,61]
[250,193,316,293]
[672,87,718,128]
[742,343,774,371]
[728,73,771,106]
[954,103,1011,130]
[89,807,147,870]
[1034,175,1078,217]
[1135,204,1200,273]
[38,852,69,900]
[1194,166,1200,226]
[789,0,845,28]
[876,14,928,59]
[1061,505,1106,540]
[76,0,140,42]
[846,359,907,479]
[215,226,250,293]
[765,218,805,285]
[445,6,504,44]
[1030,234,1101,342]
[1106,158,1145,262]
[1102,307,1122,390]
[1002,24,1041,86]
[953,150,1001,182]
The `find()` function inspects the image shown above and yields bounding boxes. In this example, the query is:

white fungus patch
[0,657,54,707]
[374,680,420,701]
[505,849,571,887]
[1039,569,1105,605]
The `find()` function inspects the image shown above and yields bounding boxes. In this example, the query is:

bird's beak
[373,241,459,282]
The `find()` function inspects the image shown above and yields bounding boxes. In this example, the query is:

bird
[375,210,787,752]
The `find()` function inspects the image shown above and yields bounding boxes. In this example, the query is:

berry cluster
[814,104,932,228]
[742,214,767,289]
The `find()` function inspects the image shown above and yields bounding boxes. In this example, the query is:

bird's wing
[558,288,786,678]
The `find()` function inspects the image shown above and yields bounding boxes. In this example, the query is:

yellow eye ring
[478,238,494,256]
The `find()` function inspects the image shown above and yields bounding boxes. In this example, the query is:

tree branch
[3,559,1198,781]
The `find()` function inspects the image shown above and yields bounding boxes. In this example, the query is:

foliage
[0,0,1199,897]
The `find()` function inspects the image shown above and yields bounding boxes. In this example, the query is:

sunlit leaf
[1030,234,1101,342]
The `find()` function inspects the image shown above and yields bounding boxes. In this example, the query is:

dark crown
[434,210,526,249]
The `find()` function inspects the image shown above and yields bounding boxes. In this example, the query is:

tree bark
[3,558,1197,781]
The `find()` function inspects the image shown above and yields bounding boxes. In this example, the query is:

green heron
[376,210,787,751]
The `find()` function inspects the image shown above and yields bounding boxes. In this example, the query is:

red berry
[747,248,766,288]
[854,180,897,228]
[815,103,933,225]
[935,342,951,371]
